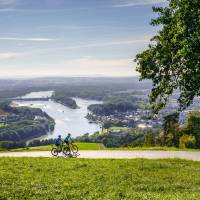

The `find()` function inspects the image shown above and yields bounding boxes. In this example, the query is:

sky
[0,0,166,78]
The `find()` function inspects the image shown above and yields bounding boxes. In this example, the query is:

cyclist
[55,135,62,152]
[64,133,72,146]
[64,133,79,157]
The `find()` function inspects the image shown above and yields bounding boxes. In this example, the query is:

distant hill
[0,77,152,100]
[0,76,152,90]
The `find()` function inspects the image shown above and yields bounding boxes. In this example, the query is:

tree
[162,112,179,146]
[144,130,156,147]
[135,0,200,113]
[181,111,200,148]
[179,135,196,149]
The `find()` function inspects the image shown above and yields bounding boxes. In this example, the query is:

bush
[179,135,196,149]
[144,131,156,147]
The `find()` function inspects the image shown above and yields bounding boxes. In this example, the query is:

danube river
[13,91,102,139]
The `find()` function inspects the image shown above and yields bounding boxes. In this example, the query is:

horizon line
[0,75,140,80]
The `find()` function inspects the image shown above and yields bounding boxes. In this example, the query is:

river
[12,91,102,140]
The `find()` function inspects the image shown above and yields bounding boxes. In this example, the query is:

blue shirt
[55,138,62,145]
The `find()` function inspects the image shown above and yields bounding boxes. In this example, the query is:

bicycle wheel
[63,146,71,156]
[71,144,79,153]
[51,148,58,156]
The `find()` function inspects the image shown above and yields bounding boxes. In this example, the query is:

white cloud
[0,37,58,41]
[0,37,150,61]
[0,37,150,59]
[31,37,151,55]
[67,38,149,49]
[113,0,166,7]
[0,52,24,59]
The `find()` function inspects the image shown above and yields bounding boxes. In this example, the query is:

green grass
[0,158,200,200]
[7,144,200,152]
[11,142,105,152]
[75,142,105,150]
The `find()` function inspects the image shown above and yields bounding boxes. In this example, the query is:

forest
[88,95,148,115]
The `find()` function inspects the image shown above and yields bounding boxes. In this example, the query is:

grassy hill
[0,158,200,200]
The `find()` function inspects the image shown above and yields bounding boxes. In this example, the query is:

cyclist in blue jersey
[55,135,62,152]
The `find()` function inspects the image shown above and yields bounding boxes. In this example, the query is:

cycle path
[0,150,200,161]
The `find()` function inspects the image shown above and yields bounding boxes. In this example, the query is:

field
[0,158,200,200]
[1,141,199,152]
[10,142,105,152]
[8,143,200,152]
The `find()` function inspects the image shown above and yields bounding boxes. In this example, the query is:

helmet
[58,135,61,138]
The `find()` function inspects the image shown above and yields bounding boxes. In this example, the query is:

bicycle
[51,142,79,157]
[67,142,79,154]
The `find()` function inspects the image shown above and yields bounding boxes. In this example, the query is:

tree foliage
[135,0,200,113]
[179,135,196,149]
[88,96,140,115]
[162,112,179,146]
[75,129,145,148]
[181,111,200,148]
[0,102,55,143]
[144,130,156,147]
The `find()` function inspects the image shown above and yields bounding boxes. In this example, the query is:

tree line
[88,95,144,115]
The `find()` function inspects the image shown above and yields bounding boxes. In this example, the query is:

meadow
[11,142,105,152]
[0,158,200,200]
[8,143,200,152]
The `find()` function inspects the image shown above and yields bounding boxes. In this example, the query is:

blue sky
[0,0,166,77]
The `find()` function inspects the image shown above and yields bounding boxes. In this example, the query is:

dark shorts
[64,141,69,145]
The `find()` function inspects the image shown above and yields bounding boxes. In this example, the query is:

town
[87,109,162,136]
[86,96,200,135]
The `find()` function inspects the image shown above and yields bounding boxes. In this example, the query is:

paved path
[0,150,200,161]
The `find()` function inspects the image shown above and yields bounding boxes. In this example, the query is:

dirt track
[0,150,200,161]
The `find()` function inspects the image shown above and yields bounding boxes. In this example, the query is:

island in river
[52,92,78,109]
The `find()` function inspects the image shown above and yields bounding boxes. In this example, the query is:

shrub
[179,135,196,149]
